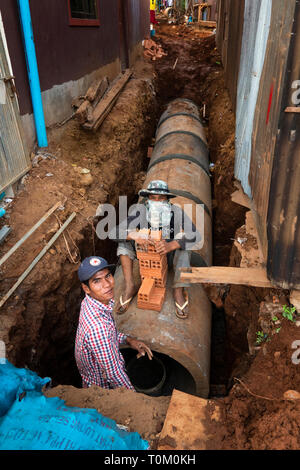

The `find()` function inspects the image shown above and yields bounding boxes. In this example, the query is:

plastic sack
[0,362,148,450]
[0,392,149,450]
[0,361,50,417]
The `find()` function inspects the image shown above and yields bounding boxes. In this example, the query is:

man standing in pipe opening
[75,256,153,390]
[114,180,202,319]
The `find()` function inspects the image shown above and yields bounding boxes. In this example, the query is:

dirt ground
[1,18,299,450]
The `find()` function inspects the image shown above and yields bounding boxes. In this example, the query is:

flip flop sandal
[115,295,134,315]
[175,291,189,319]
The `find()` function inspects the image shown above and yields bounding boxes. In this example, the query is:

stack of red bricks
[136,229,167,312]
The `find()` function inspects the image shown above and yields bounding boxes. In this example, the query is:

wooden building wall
[216,0,244,110]
[1,0,149,117]
[249,0,296,267]
[266,1,300,288]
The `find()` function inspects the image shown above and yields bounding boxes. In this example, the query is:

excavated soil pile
[205,318,300,450]
[44,385,170,449]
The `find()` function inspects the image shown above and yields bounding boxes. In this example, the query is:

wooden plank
[83,70,132,131]
[158,389,216,450]
[75,100,93,124]
[285,107,300,113]
[86,76,109,103]
[180,267,273,287]
[198,20,216,27]
[231,188,252,209]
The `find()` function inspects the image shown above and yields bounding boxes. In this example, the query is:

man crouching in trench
[75,256,152,390]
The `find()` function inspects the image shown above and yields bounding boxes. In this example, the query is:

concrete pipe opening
[121,348,196,397]
[114,263,211,397]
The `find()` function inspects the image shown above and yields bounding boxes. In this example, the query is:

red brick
[140,264,167,279]
[138,278,155,303]
[147,243,158,253]
[138,287,166,312]
[142,267,167,287]
[151,257,167,270]
[137,252,162,262]
[139,258,152,269]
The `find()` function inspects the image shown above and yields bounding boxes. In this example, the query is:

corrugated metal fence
[235,0,271,199]
[0,26,29,194]
[217,0,299,288]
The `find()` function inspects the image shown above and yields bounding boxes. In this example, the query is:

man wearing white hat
[114,180,201,319]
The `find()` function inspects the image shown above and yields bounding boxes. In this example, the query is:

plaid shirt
[75,294,135,391]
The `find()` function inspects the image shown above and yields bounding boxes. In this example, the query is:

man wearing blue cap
[75,256,152,390]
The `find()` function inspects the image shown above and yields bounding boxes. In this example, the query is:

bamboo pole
[0,201,62,268]
[0,212,76,309]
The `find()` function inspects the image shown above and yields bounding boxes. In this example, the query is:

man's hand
[155,240,181,255]
[126,337,153,361]
[127,232,155,248]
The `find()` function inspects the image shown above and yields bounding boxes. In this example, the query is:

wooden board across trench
[158,389,220,450]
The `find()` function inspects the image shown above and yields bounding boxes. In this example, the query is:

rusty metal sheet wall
[266,1,300,288]
[206,0,217,20]
[216,0,244,110]
[249,0,296,260]
[217,0,299,288]
[127,0,150,49]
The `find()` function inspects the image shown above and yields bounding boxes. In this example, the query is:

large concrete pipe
[114,99,212,398]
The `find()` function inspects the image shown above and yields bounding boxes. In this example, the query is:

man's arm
[118,333,153,361]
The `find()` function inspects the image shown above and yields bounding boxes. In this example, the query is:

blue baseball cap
[78,256,115,283]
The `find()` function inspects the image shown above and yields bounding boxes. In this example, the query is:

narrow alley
[0,0,299,453]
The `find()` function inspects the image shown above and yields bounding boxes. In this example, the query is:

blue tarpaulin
[0,362,149,450]
[0,361,51,417]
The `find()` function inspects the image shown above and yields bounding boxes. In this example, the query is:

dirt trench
[0,65,157,386]
[1,20,300,450]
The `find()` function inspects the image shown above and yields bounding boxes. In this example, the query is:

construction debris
[143,39,167,61]
[78,70,132,131]
[75,76,109,125]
